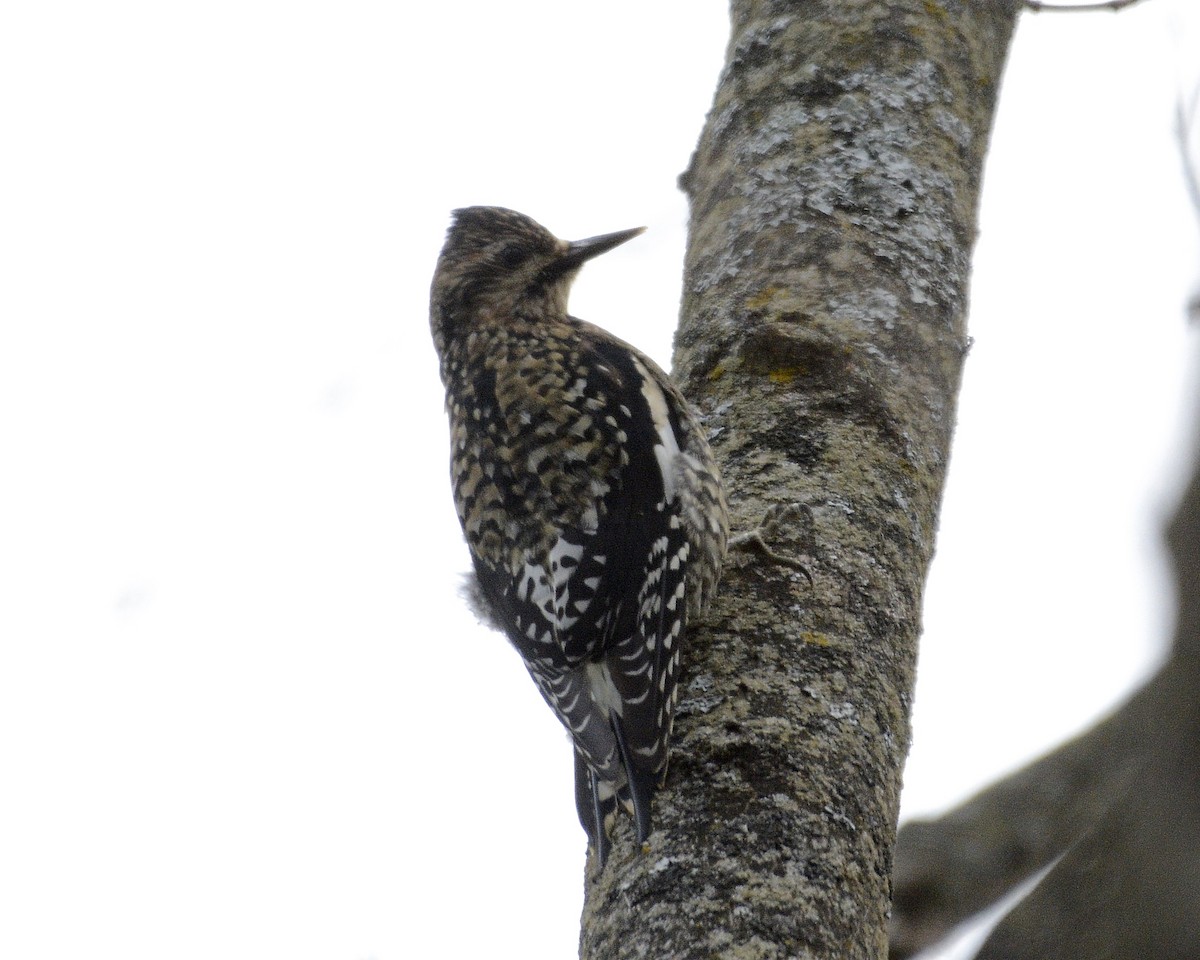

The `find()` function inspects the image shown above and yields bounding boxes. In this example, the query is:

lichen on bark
[580,4,1021,958]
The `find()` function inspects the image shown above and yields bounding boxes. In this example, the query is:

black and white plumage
[430,206,728,865]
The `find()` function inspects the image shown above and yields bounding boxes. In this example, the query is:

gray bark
[579,3,1020,958]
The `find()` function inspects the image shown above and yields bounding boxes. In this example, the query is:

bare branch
[1023,0,1148,12]
[889,677,1157,958]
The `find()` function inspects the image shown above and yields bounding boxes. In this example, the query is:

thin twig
[1176,92,1200,225]
[1175,88,1200,324]
[1024,0,1148,12]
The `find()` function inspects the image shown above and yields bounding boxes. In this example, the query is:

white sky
[2,3,1198,960]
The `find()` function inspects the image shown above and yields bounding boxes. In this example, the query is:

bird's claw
[729,502,814,584]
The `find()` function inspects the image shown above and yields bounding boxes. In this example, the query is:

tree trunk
[579,3,1020,957]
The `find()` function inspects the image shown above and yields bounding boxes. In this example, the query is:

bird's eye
[498,243,528,269]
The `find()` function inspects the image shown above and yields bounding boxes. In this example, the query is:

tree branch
[1023,0,1148,13]
[891,299,1200,960]
[889,676,1159,958]
[579,2,1021,957]
[973,659,1200,960]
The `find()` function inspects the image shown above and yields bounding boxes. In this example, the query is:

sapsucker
[430,206,728,865]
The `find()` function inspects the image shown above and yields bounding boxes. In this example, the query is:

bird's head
[430,206,644,350]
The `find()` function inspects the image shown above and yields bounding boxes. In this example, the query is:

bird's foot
[729,502,814,584]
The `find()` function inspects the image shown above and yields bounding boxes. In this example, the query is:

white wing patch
[515,536,587,640]
[586,660,624,719]
[633,357,681,504]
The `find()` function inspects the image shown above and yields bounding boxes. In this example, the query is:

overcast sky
[3,3,1199,959]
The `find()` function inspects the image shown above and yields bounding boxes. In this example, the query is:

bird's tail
[573,716,661,868]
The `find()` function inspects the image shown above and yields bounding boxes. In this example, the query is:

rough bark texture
[579,3,1020,958]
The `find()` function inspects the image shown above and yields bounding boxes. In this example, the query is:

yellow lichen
[745,286,783,311]
[768,366,801,385]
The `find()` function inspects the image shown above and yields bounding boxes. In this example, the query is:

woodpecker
[430,206,728,865]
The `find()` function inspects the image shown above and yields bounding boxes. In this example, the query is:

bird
[429,206,728,866]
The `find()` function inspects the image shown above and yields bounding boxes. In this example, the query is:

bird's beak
[560,226,646,269]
